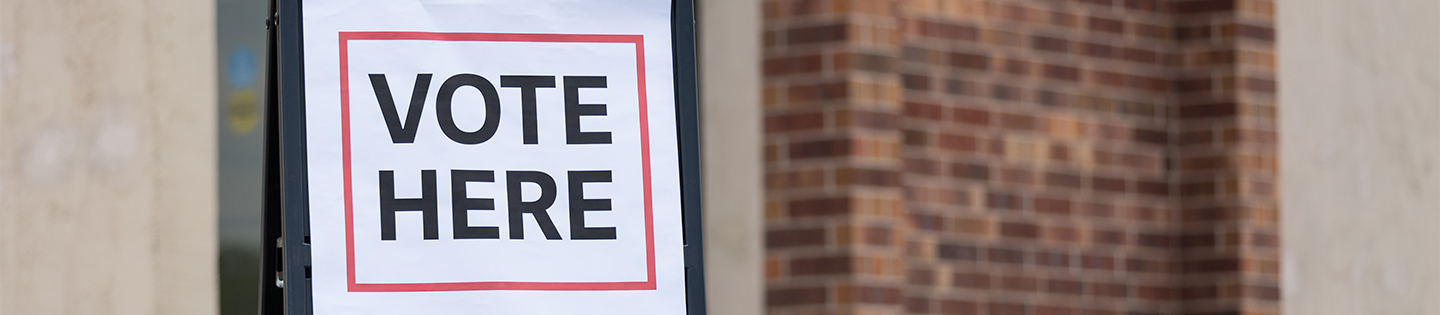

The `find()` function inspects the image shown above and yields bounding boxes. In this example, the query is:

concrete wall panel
[699,0,764,314]
[1280,0,1440,313]
[0,0,217,314]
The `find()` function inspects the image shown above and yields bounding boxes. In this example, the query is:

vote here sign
[299,1,687,314]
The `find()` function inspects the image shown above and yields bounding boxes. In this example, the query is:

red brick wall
[762,1,1277,315]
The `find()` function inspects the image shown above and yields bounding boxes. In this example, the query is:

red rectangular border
[338,31,656,292]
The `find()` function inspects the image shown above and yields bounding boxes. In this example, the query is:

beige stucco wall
[0,0,217,314]
[1279,0,1440,313]
[699,0,764,314]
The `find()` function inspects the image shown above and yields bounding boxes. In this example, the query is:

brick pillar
[1171,1,1280,314]
[764,1,909,314]
[763,1,1279,315]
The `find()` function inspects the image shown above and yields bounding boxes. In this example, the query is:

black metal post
[275,0,314,313]
[260,0,312,314]
[672,1,707,314]
[257,0,285,313]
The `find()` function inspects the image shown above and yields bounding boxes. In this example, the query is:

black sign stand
[261,0,313,314]
[260,1,704,314]
[671,1,707,315]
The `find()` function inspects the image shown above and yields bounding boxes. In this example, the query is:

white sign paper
[301,1,686,313]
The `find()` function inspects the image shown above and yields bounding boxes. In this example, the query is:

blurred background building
[0,0,1435,314]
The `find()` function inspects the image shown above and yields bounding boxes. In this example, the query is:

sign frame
[259,0,705,314]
